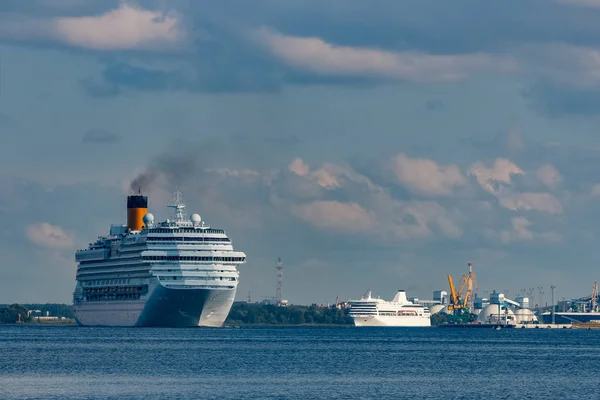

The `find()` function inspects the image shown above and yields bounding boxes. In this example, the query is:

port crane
[447,263,478,313]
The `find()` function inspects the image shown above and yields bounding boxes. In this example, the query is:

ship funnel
[392,290,409,304]
[127,194,148,231]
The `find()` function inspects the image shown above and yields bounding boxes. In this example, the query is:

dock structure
[515,323,572,329]
[438,322,597,329]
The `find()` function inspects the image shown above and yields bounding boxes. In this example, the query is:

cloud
[376,198,463,240]
[292,201,374,232]
[537,164,561,189]
[55,2,185,51]
[254,27,517,82]
[468,158,524,195]
[499,192,564,215]
[284,158,463,240]
[392,153,466,196]
[82,128,118,144]
[490,217,561,244]
[467,159,565,214]
[288,158,376,191]
[0,2,185,51]
[25,223,74,249]
[288,158,310,177]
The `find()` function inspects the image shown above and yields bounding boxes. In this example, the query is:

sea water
[0,325,598,399]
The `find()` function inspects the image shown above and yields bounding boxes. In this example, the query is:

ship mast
[167,189,186,223]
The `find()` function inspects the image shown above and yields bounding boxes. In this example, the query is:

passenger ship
[72,191,246,327]
[348,290,431,327]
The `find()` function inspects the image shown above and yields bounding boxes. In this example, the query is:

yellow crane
[447,263,478,313]
[447,274,466,312]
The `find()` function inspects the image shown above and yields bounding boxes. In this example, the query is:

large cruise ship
[348,290,431,327]
[72,191,246,327]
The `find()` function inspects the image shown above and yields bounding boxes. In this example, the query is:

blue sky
[2,0,600,306]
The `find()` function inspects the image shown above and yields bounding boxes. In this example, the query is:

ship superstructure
[348,290,431,327]
[72,191,246,327]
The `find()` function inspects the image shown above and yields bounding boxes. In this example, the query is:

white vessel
[72,191,246,327]
[348,289,431,327]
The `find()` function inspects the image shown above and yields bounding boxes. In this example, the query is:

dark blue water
[0,325,599,400]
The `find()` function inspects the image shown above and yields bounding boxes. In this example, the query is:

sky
[2,0,600,307]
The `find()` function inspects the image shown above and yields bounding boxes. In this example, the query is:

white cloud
[311,168,341,190]
[392,153,467,196]
[254,27,600,97]
[288,158,310,177]
[53,3,184,50]
[254,27,516,82]
[537,164,562,189]
[492,217,561,244]
[468,158,524,195]
[469,159,563,214]
[285,157,462,240]
[499,192,564,215]
[505,216,534,242]
[0,2,185,51]
[592,183,600,197]
[26,223,74,249]
[292,201,374,232]
[288,158,376,191]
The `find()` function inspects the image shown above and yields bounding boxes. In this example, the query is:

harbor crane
[447,263,478,313]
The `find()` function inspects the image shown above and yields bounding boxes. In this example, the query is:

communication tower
[591,282,598,312]
[275,258,283,305]
[466,262,478,313]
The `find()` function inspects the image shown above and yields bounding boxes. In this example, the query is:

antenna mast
[592,282,598,312]
[167,189,186,222]
[275,258,283,305]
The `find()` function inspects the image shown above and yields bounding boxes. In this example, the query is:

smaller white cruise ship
[348,289,431,327]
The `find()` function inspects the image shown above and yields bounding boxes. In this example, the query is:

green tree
[0,304,31,323]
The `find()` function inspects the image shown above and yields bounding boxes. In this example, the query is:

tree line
[2,302,467,326]
[0,304,30,323]
[0,303,75,324]
[226,302,351,325]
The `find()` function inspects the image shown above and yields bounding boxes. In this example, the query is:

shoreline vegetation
[1,302,475,326]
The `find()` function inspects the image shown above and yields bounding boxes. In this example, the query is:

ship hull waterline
[74,286,236,328]
[349,315,431,327]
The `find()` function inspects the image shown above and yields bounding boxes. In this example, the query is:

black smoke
[129,152,198,193]
[128,131,301,194]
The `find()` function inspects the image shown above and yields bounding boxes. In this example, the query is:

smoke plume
[129,152,199,193]
[128,131,297,193]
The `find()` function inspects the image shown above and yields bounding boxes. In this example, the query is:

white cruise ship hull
[74,285,236,328]
[350,315,431,327]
